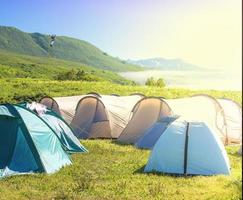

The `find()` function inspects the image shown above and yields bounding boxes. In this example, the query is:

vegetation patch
[0,140,241,200]
[0,78,241,104]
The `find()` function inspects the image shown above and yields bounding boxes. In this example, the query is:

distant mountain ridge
[127,57,200,70]
[0,26,141,72]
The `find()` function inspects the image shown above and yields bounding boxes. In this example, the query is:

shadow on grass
[133,165,206,178]
[228,151,242,158]
[111,140,134,147]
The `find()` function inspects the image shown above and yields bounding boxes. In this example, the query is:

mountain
[127,57,200,71]
[0,26,141,72]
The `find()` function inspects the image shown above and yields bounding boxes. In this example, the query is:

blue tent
[0,104,72,178]
[144,118,231,175]
[21,103,88,153]
[135,116,178,149]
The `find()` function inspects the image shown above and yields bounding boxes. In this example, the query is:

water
[119,70,242,91]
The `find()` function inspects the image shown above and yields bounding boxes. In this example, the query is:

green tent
[0,104,72,178]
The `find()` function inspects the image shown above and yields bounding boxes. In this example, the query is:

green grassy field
[0,78,242,199]
[0,140,241,200]
[0,78,241,104]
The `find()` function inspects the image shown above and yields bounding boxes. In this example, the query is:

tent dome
[0,104,72,178]
[117,97,173,144]
[22,102,87,153]
[39,96,61,116]
[71,96,111,139]
[41,94,143,139]
[144,118,231,175]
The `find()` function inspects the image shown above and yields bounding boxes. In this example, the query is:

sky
[0,0,241,71]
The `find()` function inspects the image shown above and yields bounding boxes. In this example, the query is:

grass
[0,140,241,200]
[0,78,241,104]
[0,77,241,199]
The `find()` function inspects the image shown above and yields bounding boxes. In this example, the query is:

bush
[145,77,166,87]
[56,69,94,81]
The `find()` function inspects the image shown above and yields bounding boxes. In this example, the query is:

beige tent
[164,94,242,145]
[40,94,143,139]
[71,96,111,139]
[217,98,242,144]
[40,95,82,124]
[39,96,61,116]
[117,97,173,144]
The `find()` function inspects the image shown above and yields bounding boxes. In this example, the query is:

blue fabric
[144,119,231,175]
[14,106,72,174]
[187,122,230,175]
[135,116,178,149]
[136,123,167,149]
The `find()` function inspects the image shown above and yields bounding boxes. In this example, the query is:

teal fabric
[19,102,88,153]
[15,106,72,174]
[2,128,39,177]
[40,111,88,153]
[0,104,73,178]
[0,116,18,169]
[0,105,16,118]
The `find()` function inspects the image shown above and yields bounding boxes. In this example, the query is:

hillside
[127,57,200,70]
[0,50,134,85]
[0,26,141,72]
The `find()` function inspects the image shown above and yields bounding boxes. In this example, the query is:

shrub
[55,69,98,81]
[145,77,166,87]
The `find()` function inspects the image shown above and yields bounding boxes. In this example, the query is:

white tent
[216,98,242,144]
[164,94,242,145]
[40,94,143,139]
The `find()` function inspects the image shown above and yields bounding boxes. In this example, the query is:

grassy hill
[0,26,141,72]
[0,50,135,85]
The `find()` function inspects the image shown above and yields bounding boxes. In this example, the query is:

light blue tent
[40,110,88,153]
[144,118,231,175]
[21,102,88,153]
[135,116,178,149]
[0,104,72,178]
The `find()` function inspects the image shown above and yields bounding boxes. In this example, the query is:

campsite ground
[0,78,242,200]
[0,140,241,200]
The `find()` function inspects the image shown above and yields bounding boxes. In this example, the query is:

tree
[76,70,85,80]
[145,77,156,86]
[157,78,166,87]
[65,69,76,80]
[145,77,166,87]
